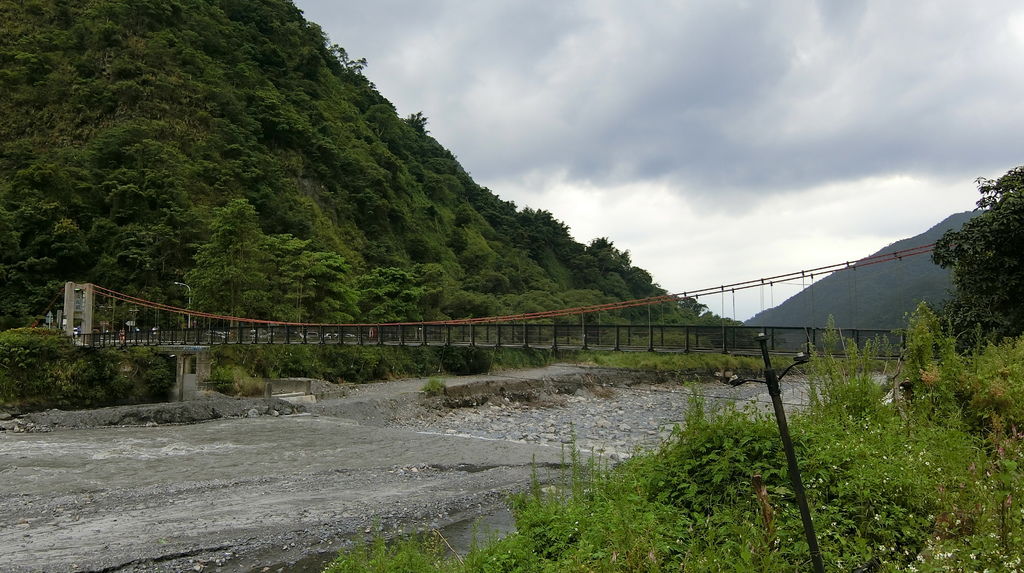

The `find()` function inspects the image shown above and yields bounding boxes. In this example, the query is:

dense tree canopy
[934,165,1024,338]
[0,0,723,329]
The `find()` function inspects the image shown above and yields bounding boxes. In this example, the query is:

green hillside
[745,211,976,329]
[0,0,703,328]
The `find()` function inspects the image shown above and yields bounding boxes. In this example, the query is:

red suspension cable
[82,243,935,328]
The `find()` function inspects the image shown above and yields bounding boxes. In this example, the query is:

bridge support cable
[54,243,934,345]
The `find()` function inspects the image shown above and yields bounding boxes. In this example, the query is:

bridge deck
[74,323,903,357]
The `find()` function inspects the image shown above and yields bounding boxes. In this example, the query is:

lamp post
[728,334,824,573]
[173,281,193,329]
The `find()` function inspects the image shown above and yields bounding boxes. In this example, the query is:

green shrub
[115,347,175,400]
[0,328,69,401]
[966,337,1024,432]
[645,403,788,515]
[208,364,264,396]
[323,534,447,573]
[421,376,446,396]
[0,328,174,409]
[208,344,554,385]
[439,346,493,375]
[570,350,769,373]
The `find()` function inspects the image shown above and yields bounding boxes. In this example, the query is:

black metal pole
[757,335,824,573]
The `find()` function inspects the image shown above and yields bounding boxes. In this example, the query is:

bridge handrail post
[647,322,654,352]
[523,322,530,349]
[377,324,383,346]
[551,323,558,351]
[495,323,502,348]
[614,325,620,351]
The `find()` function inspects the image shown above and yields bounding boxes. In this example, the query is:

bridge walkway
[74,323,903,357]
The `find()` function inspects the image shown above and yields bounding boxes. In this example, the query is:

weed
[421,376,446,397]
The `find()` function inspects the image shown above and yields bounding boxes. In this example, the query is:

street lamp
[727,334,824,573]
[173,281,193,329]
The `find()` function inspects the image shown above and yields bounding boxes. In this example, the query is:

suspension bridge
[36,244,932,400]
[46,243,931,356]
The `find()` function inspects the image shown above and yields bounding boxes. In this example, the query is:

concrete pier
[170,349,210,401]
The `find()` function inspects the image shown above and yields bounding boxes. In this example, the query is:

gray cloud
[295,0,1024,205]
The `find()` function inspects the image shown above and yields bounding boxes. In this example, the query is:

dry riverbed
[0,364,808,572]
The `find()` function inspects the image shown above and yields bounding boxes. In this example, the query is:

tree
[356,267,424,323]
[187,199,273,317]
[328,44,367,75]
[403,112,428,135]
[275,243,357,323]
[933,165,1024,338]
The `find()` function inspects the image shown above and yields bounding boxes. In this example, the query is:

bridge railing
[72,323,903,357]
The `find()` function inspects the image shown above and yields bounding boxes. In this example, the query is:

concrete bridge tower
[62,282,94,336]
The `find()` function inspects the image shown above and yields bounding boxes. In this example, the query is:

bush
[421,376,446,396]
[0,328,69,401]
[116,347,175,400]
[439,347,493,375]
[208,364,264,396]
[0,328,173,409]
[967,337,1024,432]
[208,345,553,386]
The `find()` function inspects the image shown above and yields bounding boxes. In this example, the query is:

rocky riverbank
[396,370,810,460]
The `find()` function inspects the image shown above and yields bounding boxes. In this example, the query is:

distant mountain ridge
[745,211,976,330]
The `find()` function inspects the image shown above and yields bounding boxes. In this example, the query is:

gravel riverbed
[397,374,811,460]
[0,364,810,572]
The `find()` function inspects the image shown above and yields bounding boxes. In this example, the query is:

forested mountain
[745,211,976,330]
[0,0,708,328]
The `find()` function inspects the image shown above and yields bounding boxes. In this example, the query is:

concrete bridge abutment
[169,349,210,402]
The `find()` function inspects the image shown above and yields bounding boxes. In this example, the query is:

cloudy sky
[294,0,1024,320]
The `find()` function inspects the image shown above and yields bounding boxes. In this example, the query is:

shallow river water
[1,415,568,572]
